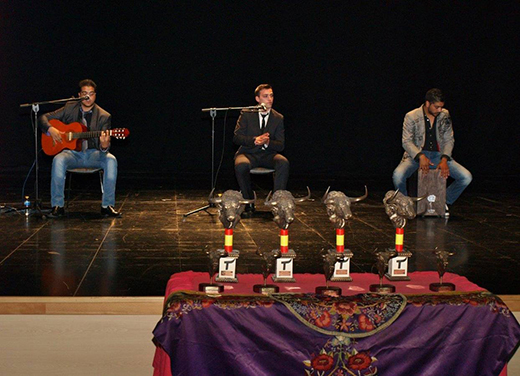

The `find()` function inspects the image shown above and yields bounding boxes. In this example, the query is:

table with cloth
[152,272,520,376]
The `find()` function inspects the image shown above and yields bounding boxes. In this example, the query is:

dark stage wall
[1,2,519,191]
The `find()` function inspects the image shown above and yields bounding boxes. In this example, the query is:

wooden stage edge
[0,295,518,315]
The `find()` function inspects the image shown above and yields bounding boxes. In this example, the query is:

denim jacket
[401,105,454,161]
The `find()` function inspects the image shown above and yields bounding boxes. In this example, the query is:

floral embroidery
[304,336,378,376]
[162,291,274,320]
[406,291,513,317]
[272,293,406,337]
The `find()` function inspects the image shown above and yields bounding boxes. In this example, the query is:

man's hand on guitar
[100,130,111,149]
[49,127,64,146]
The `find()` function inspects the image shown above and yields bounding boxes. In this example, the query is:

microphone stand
[19,96,85,218]
[183,105,264,218]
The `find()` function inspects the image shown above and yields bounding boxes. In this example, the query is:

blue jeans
[392,151,472,205]
[51,149,118,207]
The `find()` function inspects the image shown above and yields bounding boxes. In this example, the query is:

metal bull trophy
[382,189,425,281]
[263,187,311,283]
[315,186,368,296]
[199,190,255,291]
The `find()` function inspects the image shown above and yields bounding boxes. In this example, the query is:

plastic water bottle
[24,196,30,217]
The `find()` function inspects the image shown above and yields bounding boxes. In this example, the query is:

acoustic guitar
[42,119,130,156]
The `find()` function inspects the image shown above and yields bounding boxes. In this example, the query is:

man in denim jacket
[392,88,472,208]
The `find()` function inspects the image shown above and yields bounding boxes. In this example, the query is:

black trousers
[234,152,289,199]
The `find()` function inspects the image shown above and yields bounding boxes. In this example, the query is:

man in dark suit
[233,84,289,216]
[39,79,121,218]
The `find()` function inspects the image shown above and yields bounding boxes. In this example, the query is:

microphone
[78,95,90,101]
[259,103,267,111]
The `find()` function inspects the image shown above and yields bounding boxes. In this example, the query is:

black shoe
[48,206,65,218]
[241,204,255,218]
[101,206,121,217]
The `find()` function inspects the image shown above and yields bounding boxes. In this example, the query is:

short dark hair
[255,84,272,97]
[425,88,445,103]
[79,79,97,91]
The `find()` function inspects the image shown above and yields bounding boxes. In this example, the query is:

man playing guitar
[39,79,121,218]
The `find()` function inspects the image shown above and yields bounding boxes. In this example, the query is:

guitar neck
[71,130,110,140]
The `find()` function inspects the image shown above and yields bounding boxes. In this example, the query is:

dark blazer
[39,101,111,151]
[233,109,285,156]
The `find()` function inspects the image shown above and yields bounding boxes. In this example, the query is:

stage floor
[0,174,519,296]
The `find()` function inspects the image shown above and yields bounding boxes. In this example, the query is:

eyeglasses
[80,91,96,97]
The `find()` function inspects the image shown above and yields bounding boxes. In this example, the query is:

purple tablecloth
[153,281,520,375]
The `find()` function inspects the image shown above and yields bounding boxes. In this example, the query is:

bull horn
[295,186,312,203]
[411,193,427,202]
[321,186,331,203]
[239,191,257,205]
[350,185,368,203]
[386,189,400,204]
[208,188,222,204]
[264,191,277,207]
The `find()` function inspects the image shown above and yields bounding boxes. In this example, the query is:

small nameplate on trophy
[275,258,293,279]
[218,257,237,279]
[333,258,350,278]
[388,257,408,276]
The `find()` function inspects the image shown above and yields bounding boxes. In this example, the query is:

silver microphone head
[260,103,267,111]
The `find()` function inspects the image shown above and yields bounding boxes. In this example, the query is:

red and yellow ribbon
[280,229,289,254]
[224,228,233,253]
[395,227,404,252]
[336,228,345,253]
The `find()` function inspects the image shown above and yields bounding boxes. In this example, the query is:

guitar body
[41,119,130,156]
[42,120,87,156]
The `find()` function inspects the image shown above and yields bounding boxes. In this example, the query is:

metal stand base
[369,284,396,293]
[429,282,455,292]
[199,283,224,294]
[253,284,279,294]
[315,285,342,297]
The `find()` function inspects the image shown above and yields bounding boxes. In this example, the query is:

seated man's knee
[235,162,251,174]
[105,153,118,169]
[463,171,473,186]
[275,155,289,170]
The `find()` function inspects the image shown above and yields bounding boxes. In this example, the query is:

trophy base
[330,276,352,282]
[369,284,396,293]
[215,277,238,283]
[199,283,224,294]
[253,284,279,294]
[271,277,296,283]
[315,286,342,297]
[429,282,455,292]
[384,273,410,281]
